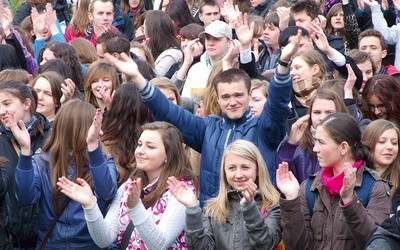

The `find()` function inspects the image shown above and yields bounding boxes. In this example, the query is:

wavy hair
[131,122,197,208]
[39,42,85,92]
[359,74,400,122]
[42,100,96,212]
[101,83,153,185]
[362,119,400,196]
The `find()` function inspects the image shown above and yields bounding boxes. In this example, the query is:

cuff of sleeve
[186,200,200,214]
[356,8,366,16]
[382,8,390,16]
[342,3,353,15]
[344,98,355,106]
[239,48,252,64]
[274,67,291,83]
[241,200,262,223]
[137,80,155,100]
[88,146,105,168]
[328,49,346,66]
[185,201,204,230]
[340,193,356,208]
[18,152,33,170]
[129,200,150,226]
[84,197,102,222]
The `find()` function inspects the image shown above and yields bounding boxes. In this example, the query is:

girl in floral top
[57,121,197,249]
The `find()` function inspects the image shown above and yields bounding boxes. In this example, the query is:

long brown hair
[71,0,91,35]
[145,10,181,60]
[362,119,400,196]
[42,100,95,212]
[84,61,120,109]
[131,122,197,208]
[299,89,348,156]
[101,83,153,185]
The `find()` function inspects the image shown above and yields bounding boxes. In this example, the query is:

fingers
[76,178,89,187]
[241,178,257,202]
[93,109,103,126]
[277,161,289,180]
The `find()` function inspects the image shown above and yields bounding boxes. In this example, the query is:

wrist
[278,59,291,67]
[21,147,31,156]
[341,193,354,205]
[87,141,99,152]
[83,196,97,209]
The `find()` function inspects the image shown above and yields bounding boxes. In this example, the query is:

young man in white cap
[181,20,232,97]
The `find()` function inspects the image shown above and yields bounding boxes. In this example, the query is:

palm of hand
[236,26,252,44]
[173,185,196,206]
[70,183,93,205]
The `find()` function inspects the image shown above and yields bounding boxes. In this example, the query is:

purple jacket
[276,135,320,184]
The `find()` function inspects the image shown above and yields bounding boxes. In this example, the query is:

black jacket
[0,114,51,248]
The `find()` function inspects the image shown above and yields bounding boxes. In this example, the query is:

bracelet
[278,59,290,67]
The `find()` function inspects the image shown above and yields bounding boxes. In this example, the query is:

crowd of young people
[0,0,399,248]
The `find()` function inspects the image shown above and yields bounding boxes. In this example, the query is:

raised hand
[344,64,356,99]
[31,7,46,39]
[99,85,113,110]
[317,15,326,29]
[276,162,300,200]
[223,39,240,70]
[358,0,366,10]
[280,29,302,63]
[240,178,257,205]
[221,0,240,27]
[235,12,254,51]
[57,177,96,208]
[167,176,197,207]
[95,24,110,38]
[9,118,31,155]
[340,163,356,204]
[2,7,12,37]
[104,53,140,81]
[45,3,59,36]
[86,109,103,151]
[277,7,290,31]
[310,23,331,54]
[288,115,310,144]
[381,0,389,10]
[183,38,203,66]
[60,78,76,104]
[127,178,142,209]
[362,0,378,7]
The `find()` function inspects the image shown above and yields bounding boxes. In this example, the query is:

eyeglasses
[368,103,386,112]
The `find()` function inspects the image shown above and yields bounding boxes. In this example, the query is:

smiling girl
[84,60,120,111]
[362,119,400,213]
[57,122,197,249]
[168,140,282,250]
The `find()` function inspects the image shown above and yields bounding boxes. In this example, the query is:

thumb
[76,178,88,187]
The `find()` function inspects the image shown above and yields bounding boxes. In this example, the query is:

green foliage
[11,0,24,14]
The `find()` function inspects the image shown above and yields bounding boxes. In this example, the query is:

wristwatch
[278,59,290,67]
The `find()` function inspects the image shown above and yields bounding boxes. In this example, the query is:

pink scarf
[321,160,363,195]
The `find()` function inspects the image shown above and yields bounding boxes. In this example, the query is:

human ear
[382,49,387,59]
[24,98,32,111]
[340,141,350,156]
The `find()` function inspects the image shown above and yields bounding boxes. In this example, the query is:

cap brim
[198,31,225,39]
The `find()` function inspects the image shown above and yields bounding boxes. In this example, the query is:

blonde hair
[205,140,280,224]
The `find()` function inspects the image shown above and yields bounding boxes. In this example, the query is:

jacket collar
[221,108,254,127]
[309,163,368,192]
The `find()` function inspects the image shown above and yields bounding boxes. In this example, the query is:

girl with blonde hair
[168,140,282,249]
